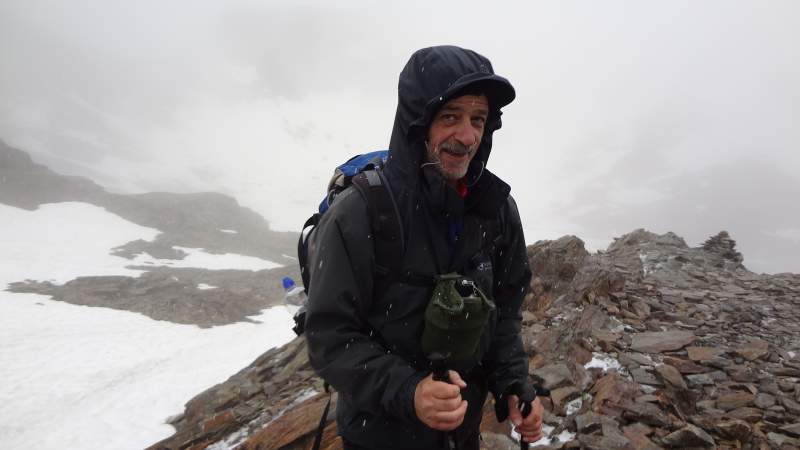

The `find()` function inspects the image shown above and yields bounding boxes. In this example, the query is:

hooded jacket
[305,46,531,449]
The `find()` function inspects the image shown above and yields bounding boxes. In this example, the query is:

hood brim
[410,72,516,132]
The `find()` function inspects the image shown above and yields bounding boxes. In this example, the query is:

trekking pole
[429,352,458,450]
[517,384,550,449]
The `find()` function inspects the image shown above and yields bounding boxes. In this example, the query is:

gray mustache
[439,140,476,155]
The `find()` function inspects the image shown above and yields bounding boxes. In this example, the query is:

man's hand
[508,395,544,443]
[414,370,468,431]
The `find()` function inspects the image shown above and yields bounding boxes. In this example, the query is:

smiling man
[425,94,488,186]
[305,45,542,449]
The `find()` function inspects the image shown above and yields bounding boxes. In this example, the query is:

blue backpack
[294,150,404,334]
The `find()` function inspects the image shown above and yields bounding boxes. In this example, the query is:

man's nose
[453,120,480,148]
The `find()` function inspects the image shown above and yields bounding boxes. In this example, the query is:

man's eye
[441,114,457,122]
[472,117,487,126]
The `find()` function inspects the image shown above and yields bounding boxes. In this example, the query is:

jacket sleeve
[304,189,424,424]
[482,195,532,418]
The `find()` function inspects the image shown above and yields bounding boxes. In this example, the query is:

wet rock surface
[150,228,800,449]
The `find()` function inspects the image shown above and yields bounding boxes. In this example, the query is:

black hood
[386,45,515,185]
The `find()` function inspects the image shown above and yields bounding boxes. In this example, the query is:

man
[305,45,543,449]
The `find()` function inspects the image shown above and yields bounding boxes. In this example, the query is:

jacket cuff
[390,371,427,424]
[492,378,530,423]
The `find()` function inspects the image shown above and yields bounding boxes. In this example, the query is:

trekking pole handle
[427,352,457,450]
[428,351,450,382]
[516,384,550,449]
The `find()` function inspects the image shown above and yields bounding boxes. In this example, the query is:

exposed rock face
[149,228,800,449]
[525,235,589,313]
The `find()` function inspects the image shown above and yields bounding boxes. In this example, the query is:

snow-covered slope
[0,202,297,449]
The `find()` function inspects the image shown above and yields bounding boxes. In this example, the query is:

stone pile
[701,231,744,266]
[150,229,800,449]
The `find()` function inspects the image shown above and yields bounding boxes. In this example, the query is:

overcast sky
[1,0,798,274]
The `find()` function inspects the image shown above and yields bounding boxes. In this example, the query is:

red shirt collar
[457,179,468,198]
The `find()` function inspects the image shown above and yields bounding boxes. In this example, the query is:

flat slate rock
[661,424,716,448]
[779,423,800,438]
[716,391,755,411]
[735,338,770,361]
[687,346,722,361]
[531,363,574,390]
[630,330,696,353]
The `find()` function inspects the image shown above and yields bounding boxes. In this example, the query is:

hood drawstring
[466,161,485,188]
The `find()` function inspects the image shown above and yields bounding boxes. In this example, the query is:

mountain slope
[150,230,800,449]
[1,140,302,326]
[0,139,297,264]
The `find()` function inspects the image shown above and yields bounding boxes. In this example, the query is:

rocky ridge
[149,229,800,450]
[8,265,299,327]
[0,139,297,265]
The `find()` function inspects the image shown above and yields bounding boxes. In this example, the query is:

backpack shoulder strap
[297,213,321,294]
[351,169,404,299]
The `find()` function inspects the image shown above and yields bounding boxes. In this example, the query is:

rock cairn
[150,229,800,450]
[702,231,744,266]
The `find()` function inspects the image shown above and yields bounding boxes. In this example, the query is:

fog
[2,0,798,273]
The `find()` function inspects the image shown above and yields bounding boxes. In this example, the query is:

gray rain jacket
[305,45,532,450]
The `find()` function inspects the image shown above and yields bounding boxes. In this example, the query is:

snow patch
[131,246,281,271]
[511,424,576,448]
[264,387,319,428]
[206,426,250,450]
[0,202,297,450]
[585,352,624,373]
[0,294,298,450]
[219,229,238,234]
[608,317,627,333]
[197,283,217,290]
[0,202,160,284]
[565,396,584,416]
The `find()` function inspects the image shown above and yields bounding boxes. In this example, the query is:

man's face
[425,94,489,184]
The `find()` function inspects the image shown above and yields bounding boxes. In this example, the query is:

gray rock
[686,374,715,388]
[662,424,716,448]
[620,352,657,367]
[578,432,633,450]
[715,391,755,411]
[655,364,687,390]
[754,392,776,409]
[780,423,800,438]
[687,346,722,361]
[550,386,581,415]
[631,368,663,386]
[622,401,671,428]
[735,338,770,361]
[631,330,696,353]
[714,419,751,441]
[576,411,603,433]
[726,407,762,423]
[531,363,574,390]
[781,396,800,415]
[767,432,800,448]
